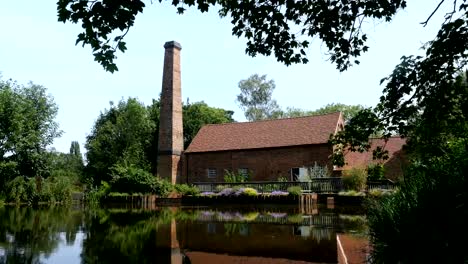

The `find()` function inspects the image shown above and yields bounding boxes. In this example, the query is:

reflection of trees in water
[0,206,368,263]
[80,208,175,264]
[0,206,83,264]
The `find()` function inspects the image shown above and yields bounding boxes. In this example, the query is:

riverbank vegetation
[330,42,468,263]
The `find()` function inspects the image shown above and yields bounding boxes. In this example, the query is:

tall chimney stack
[157,41,183,184]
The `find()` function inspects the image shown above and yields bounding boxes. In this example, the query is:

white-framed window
[238,168,249,178]
[207,168,217,178]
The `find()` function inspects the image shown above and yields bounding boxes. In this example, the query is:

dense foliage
[0,79,61,181]
[183,101,234,148]
[368,139,468,263]
[0,78,82,203]
[85,97,233,194]
[342,168,367,192]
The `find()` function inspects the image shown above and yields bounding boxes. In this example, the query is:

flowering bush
[218,188,235,196]
[234,187,258,196]
[268,212,287,218]
[200,192,216,196]
[270,191,289,196]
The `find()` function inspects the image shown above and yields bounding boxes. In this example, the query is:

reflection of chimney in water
[157,41,183,184]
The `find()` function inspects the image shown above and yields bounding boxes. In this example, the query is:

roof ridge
[203,111,342,127]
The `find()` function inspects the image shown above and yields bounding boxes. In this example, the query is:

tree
[326,8,468,260]
[236,74,283,121]
[85,97,234,184]
[0,79,61,187]
[57,0,409,72]
[282,103,365,121]
[183,101,234,148]
[85,98,155,184]
[69,141,82,159]
[47,141,85,185]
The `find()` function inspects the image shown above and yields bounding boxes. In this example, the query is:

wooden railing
[194,178,343,193]
[194,177,395,194]
[366,179,396,191]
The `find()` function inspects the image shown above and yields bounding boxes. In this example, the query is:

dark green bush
[367,163,385,181]
[150,177,173,197]
[368,140,468,263]
[174,184,200,196]
[85,181,111,204]
[110,164,156,194]
[5,176,73,204]
[287,186,302,196]
[342,167,367,191]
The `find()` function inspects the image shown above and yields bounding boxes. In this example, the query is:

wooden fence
[193,178,395,194]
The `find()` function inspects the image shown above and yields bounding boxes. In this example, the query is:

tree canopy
[236,74,283,121]
[57,0,410,72]
[283,103,365,121]
[183,101,234,148]
[85,97,234,185]
[0,79,61,183]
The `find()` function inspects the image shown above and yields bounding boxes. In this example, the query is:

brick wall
[183,144,333,183]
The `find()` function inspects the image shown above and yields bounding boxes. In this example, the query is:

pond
[0,204,369,264]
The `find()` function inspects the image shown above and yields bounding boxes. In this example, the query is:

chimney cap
[164,41,182,50]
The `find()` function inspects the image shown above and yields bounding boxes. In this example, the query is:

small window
[207,168,217,178]
[238,168,249,178]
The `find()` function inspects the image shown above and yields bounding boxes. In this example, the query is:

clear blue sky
[0,1,449,154]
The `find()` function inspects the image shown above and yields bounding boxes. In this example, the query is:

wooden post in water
[300,193,318,214]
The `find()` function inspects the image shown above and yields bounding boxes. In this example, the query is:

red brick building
[340,137,407,181]
[183,112,407,183]
[183,112,345,183]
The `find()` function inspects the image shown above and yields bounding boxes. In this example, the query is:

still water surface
[0,204,368,264]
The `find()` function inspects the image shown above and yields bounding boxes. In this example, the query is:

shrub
[367,139,468,263]
[235,187,258,196]
[5,176,73,204]
[338,190,365,196]
[224,169,249,183]
[342,167,367,191]
[85,181,111,204]
[218,188,235,196]
[367,163,385,181]
[368,189,395,198]
[277,176,288,182]
[200,191,216,196]
[287,186,302,196]
[270,191,289,196]
[174,184,200,196]
[48,176,73,203]
[110,164,156,194]
[108,192,130,197]
[150,177,174,197]
[215,185,228,192]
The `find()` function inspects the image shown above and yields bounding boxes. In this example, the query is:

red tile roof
[342,137,407,170]
[185,112,343,153]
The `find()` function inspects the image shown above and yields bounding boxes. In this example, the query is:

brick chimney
[157,41,183,184]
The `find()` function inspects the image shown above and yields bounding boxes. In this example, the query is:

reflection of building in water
[178,221,337,263]
[154,208,368,264]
